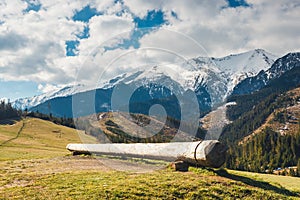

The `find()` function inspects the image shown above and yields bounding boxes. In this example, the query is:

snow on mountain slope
[213,49,276,74]
[13,49,278,110]
[232,52,300,95]
[12,84,95,110]
[205,49,277,95]
[187,49,278,103]
[103,66,193,93]
[99,49,277,105]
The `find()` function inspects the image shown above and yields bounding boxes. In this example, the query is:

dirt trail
[0,119,25,146]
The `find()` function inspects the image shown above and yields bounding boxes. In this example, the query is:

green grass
[0,118,300,199]
[0,118,97,161]
[228,170,300,193]
[1,164,299,199]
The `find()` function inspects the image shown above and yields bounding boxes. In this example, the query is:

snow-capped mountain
[232,52,300,95]
[12,84,97,110]
[101,48,277,105]
[212,49,277,93]
[13,49,278,117]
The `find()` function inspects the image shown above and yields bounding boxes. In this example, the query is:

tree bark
[66,140,227,168]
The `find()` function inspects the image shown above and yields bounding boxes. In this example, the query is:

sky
[0,0,299,100]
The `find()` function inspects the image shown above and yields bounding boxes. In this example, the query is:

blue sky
[0,0,299,101]
[0,81,40,101]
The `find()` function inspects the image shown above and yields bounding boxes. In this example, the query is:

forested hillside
[220,52,300,175]
[226,126,300,175]
[222,69,300,175]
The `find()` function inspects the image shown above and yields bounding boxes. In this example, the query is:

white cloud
[139,28,209,59]
[0,0,27,19]
[133,0,300,57]
[0,0,299,90]
[78,14,134,56]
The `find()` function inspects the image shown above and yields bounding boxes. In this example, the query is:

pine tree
[0,100,20,120]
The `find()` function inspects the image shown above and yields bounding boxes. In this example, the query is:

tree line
[27,110,75,128]
[0,100,76,128]
[0,101,21,120]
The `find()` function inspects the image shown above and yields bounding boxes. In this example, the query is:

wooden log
[66,140,227,168]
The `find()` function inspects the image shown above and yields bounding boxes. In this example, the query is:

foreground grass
[0,156,299,199]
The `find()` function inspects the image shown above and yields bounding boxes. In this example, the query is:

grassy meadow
[0,118,97,161]
[0,118,299,199]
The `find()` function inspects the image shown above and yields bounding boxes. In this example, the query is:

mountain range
[7,48,300,174]
[12,49,281,118]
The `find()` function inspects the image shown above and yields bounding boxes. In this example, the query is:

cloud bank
[0,0,299,89]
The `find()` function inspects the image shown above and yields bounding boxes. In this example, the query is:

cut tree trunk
[66,140,227,168]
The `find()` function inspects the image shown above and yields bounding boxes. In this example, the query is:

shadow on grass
[0,117,21,125]
[214,169,299,197]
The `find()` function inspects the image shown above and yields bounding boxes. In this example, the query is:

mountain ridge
[13,49,278,115]
[232,52,300,95]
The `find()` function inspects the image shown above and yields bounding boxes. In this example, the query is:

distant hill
[75,112,205,143]
[221,64,300,144]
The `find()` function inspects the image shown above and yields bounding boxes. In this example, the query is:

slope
[75,111,205,143]
[232,52,300,95]
[0,118,98,161]
[222,86,300,173]
[241,87,300,144]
